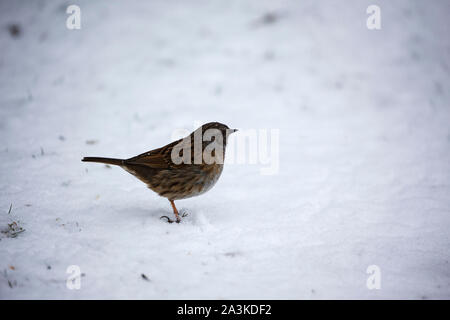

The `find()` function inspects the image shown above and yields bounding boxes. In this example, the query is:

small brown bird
[82,122,237,223]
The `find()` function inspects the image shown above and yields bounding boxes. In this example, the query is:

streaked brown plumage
[82,122,237,223]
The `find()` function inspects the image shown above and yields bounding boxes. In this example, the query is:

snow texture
[0,0,449,299]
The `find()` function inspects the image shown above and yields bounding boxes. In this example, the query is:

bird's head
[185,122,237,164]
[198,122,237,146]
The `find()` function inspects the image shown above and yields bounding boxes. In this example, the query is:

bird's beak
[231,129,238,133]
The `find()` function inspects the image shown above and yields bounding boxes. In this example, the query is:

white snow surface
[1,0,450,299]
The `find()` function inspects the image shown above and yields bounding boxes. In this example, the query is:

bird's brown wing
[124,138,184,169]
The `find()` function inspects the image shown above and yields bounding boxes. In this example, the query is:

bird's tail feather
[82,157,124,166]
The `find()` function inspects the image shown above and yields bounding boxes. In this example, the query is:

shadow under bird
[82,122,237,223]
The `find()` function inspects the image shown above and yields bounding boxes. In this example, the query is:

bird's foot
[180,210,189,218]
[159,215,180,224]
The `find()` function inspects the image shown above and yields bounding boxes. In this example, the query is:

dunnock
[82,122,237,223]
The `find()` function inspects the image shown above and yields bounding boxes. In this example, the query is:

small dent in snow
[7,24,21,38]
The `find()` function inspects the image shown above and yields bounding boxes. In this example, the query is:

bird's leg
[170,200,181,223]
[160,200,184,223]
[160,200,181,223]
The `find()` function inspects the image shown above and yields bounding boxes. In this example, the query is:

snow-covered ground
[1,0,449,299]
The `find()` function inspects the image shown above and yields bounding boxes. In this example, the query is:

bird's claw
[160,215,180,224]
[181,211,189,218]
